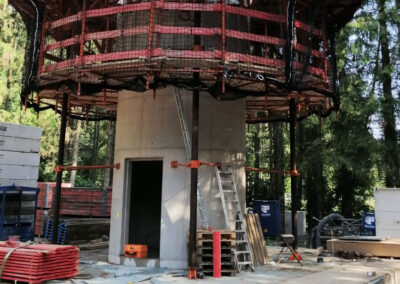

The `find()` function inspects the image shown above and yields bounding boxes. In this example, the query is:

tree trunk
[253,124,262,199]
[396,0,400,57]
[103,123,115,187]
[70,120,81,187]
[337,165,354,217]
[270,122,285,232]
[303,123,324,228]
[378,0,399,187]
[91,121,100,183]
[4,35,17,111]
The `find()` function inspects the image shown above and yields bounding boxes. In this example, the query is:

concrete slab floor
[45,247,400,284]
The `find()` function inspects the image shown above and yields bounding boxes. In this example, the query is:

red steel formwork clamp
[56,163,121,173]
[171,160,222,169]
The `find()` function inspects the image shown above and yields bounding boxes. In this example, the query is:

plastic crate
[0,185,39,241]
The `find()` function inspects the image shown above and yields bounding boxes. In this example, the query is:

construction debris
[327,238,400,258]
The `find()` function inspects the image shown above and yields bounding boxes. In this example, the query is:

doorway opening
[128,160,163,258]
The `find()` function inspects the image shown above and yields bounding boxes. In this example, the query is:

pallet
[196,230,236,240]
[196,229,236,276]
[197,239,236,247]
[199,268,236,277]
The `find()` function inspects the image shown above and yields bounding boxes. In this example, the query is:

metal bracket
[171,160,221,169]
[56,163,120,173]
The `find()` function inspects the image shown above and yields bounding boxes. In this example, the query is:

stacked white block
[0,122,41,187]
[375,187,400,237]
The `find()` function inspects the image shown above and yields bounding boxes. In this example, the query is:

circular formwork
[11,0,357,122]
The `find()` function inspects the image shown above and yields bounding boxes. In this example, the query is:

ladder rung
[236,251,251,254]
[223,190,235,192]
[238,261,253,265]
[236,240,248,244]
[235,230,245,233]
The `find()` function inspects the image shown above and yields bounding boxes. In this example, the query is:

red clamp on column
[171,161,222,169]
[188,267,197,279]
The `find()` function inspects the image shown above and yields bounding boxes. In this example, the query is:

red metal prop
[171,160,222,169]
[56,163,120,173]
[213,231,221,278]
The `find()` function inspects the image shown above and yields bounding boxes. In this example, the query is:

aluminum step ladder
[174,87,209,229]
[215,166,255,272]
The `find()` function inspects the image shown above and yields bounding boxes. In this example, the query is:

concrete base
[123,257,160,268]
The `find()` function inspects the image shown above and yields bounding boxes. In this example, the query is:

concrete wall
[375,188,400,237]
[108,87,246,268]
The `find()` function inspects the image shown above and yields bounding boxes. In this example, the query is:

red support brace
[56,163,120,173]
[171,160,222,169]
[213,231,221,278]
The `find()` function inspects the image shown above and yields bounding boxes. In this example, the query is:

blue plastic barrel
[362,212,376,236]
[254,200,280,238]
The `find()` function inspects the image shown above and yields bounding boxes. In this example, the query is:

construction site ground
[37,246,400,284]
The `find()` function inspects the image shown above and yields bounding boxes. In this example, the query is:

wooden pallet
[197,230,236,240]
[197,239,236,247]
[198,263,236,277]
[197,229,236,276]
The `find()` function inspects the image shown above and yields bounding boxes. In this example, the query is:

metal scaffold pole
[289,98,298,249]
[189,87,199,273]
[52,93,68,244]
[188,7,202,278]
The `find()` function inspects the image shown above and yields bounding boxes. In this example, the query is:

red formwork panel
[35,184,112,235]
[36,183,111,217]
[36,182,71,209]
[59,187,112,217]
[0,240,79,284]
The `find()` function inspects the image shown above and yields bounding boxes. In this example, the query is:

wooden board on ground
[243,213,269,265]
[327,238,400,258]
[79,241,109,250]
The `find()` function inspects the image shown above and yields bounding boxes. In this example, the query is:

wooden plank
[243,214,257,265]
[0,122,42,140]
[0,165,39,180]
[243,213,269,266]
[254,213,269,264]
[0,136,41,153]
[250,214,263,264]
[327,238,400,258]
[0,151,40,167]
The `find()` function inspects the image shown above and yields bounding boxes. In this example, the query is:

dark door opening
[129,160,163,258]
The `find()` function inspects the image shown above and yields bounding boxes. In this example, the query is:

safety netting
[10,0,350,122]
